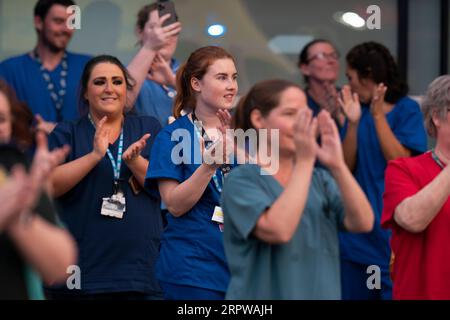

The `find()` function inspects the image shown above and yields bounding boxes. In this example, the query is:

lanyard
[88,114,124,183]
[191,112,226,193]
[162,85,177,98]
[431,148,446,170]
[32,50,68,122]
[162,62,178,98]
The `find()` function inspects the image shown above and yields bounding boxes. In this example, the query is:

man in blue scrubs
[0,0,91,133]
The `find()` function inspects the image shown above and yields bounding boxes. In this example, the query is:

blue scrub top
[133,59,179,127]
[339,96,427,269]
[145,114,231,292]
[47,114,163,295]
[0,52,91,122]
[307,94,323,117]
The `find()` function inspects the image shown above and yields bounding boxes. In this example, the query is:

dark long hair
[346,41,408,104]
[78,55,135,116]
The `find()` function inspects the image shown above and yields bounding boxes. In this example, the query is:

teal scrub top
[221,164,346,300]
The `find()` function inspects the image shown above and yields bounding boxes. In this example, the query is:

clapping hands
[293,109,344,170]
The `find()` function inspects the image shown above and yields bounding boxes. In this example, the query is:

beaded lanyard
[33,50,68,122]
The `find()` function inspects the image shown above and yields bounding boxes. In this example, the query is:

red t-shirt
[382,151,450,299]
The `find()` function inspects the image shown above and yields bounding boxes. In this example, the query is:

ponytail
[173,63,195,118]
[232,92,250,130]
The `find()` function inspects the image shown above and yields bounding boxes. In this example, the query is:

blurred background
[0,0,447,95]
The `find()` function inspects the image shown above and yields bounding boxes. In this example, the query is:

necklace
[431,148,447,169]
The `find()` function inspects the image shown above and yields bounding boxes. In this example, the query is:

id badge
[101,192,126,219]
[211,206,224,224]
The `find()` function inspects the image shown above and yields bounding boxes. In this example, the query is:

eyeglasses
[307,51,340,63]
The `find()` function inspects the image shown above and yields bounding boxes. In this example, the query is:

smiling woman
[145,46,238,300]
[44,55,164,300]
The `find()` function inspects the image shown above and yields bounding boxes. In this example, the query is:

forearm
[126,156,149,187]
[126,47,157,111]
[7,216,77,285]
[255,160,315,243]
[51,152,101,198]
[394,166,450,232]
[342,122,358,171]
[330,163,374,232]
[373,115,411,161]
[162,163,216,217]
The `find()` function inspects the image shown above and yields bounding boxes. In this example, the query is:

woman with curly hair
[338,41,427,300]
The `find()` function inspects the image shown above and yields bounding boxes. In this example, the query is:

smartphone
[157,0,178,27]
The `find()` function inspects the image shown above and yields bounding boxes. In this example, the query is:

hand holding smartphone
[157,0,178,27]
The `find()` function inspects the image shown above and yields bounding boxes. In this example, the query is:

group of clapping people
[1,0,449,301]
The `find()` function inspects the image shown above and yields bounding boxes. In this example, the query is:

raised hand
[148,53,176,87]
[293,108,318,163]
[338,85,361,124]
[316,110,344,170]
[123,133,151,164]
[141,10,182,52]
[92,116,110,160]
[370,83,387,118]
[35,114,57,135]
[216,109,232,135]
[26,131,69,206]
[30,131,70,187]
[202,109,234,168]
[322,83,339,113]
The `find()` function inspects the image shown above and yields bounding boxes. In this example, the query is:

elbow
[48,173,65,198]
[255,218,295,244]
[258,231,293,245]
[345,208,375,233]
[359,216,374,233]
[394,209,427,233]
[272,232,294,244]
[362,209,375,232]
[166,204,187,218]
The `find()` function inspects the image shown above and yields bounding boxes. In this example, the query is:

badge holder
[211,206,224,232]
[101,180,126,219]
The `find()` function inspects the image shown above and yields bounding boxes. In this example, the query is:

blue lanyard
[88,114,124,181]
[191,113,224,193]
[32,50,68,122]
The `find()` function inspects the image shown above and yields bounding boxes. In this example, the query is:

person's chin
[96,105,122,115]
[223,99,237,109]
[48,41,68,53]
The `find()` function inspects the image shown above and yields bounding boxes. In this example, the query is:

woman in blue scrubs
[46,55,163,299]
[339,41,427,300]
[146,46,238,300]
